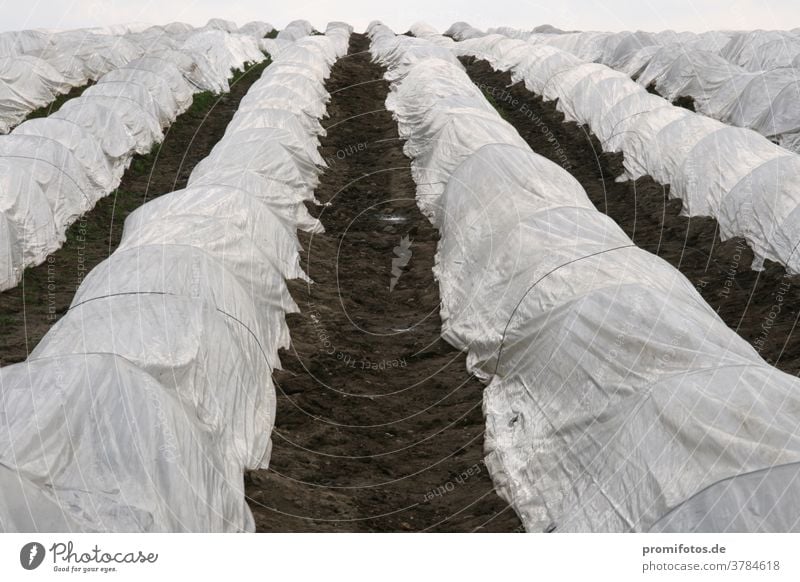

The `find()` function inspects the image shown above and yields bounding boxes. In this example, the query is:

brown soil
[461,57,800,375]
[0,60,270,364]
[645,82,696,112]
[672,94,697,112]
[245,34,521,532]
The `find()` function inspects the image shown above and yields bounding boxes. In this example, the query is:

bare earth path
[246,34,521,532]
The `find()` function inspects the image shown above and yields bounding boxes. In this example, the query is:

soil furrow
[245,34,520,532]
[461,57,800,376]
[0,60,270,364]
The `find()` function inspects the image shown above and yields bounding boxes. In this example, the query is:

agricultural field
[2,15,800,542]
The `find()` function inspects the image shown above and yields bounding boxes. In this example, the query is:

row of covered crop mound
[0,19,274,133]
[0,21,352,532]
[452,25,800,153]
[454,24,800,74]
[0,22,270,293]
[370,22,800,532]
[452,32,800,277]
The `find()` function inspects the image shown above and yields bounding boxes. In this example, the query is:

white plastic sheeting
[713,69,800,131]
[455,34,800,275]
[0,23,268,293]
[502,27,800,151]
[118,57,195,113]
[0,24,350,532]
[0,55,71,132]
[239,21,276,38]
[0,30,49,57]
[636,47,745,111]
[445,22,485,41]
[0,354,253,532]
[0,31,145,132]
[0,132,102,223]
[0,20,265,130]
[180,30,264,86]
[372,24,800,532]
[277,20,316,42]
[721,30,800,70]
[146,48,230,94]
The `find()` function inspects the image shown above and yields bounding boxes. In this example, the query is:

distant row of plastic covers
[371,23,800,532]
[0,21,351,532]
[0,19,275,133]
[0,26,268,293]
[461,26,799,72]
[451,25,800,153]
[0,19,274,58]
[453,32,800,276]
[623,37,800,152]
[258,19,330,58]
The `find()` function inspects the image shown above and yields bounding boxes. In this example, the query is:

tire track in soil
[462,57,800,376]
[245,34,521,532]
[0,60,270,365]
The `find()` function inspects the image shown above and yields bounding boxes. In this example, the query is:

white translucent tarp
[639,49,743,107]
[277,20,315,42]
[559,68,642,128]
[238,21,275,38]
[0,25,348,531]
[380,25,800,532]
[51,100,136,161]
[752,80,800,139]
[598,91,671,149]
[225,107,325,164]
[0,158,59,275]
[85,79,168,126]
[206,18,238,33]
[616,106,693,178]
[0,55,70,132]
[0,134,100,226]
[722,30,798,69]
[445,22,485,41]
[14,117,119,191]
[35,33,144,84]
[181,30,263,83]
[191,128,321,191]
[31,293,276,470]
[187,168,323,232]
[0,30,49,56]
[0,354,252,532]
[123,185,309,281]
[487,26,800,149]
[120,57,194,114]
[149,48,228,93]
[456,33,800,275]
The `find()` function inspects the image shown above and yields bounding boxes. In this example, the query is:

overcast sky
[0,0,797,34]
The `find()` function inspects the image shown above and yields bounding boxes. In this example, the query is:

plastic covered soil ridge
[460,56,800,378]
[245,33,521,532]
[0,59,271,365]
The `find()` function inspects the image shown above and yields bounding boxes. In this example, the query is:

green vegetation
[481,90,510,121]
[24,81,94,121]
[190,90,217,111]
[230,57,272,85]
[130,146,161,176]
